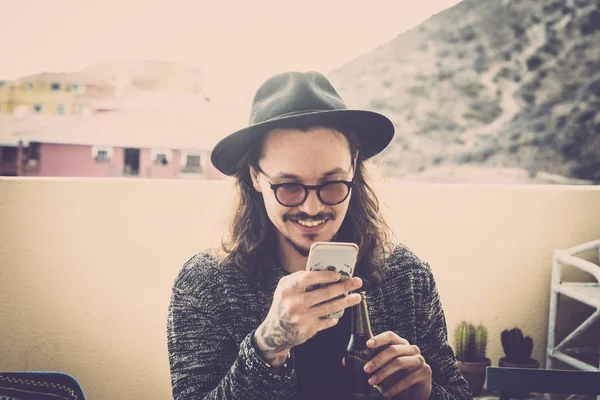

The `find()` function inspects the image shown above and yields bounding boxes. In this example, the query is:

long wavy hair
[219,124,393,288]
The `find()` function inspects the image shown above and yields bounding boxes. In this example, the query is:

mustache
[284,212,334,221]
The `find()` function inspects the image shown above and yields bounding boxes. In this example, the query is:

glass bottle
[345,291,386,399]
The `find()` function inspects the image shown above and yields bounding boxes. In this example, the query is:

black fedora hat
[210,71,395,176]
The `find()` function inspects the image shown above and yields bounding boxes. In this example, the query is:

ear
[353,151,359,169]
[249,166,262,192]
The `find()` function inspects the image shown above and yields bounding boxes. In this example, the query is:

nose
[298,189,325,215]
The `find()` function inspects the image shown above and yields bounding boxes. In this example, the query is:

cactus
[501,328,533,363]
[455,321,473,361]
[474,323,487,362]
[455,321,488,362]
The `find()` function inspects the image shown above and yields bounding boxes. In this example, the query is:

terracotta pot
[456,358,491,397]
[497,357,540,398]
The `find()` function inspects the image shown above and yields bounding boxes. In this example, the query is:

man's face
[250,127,355,257]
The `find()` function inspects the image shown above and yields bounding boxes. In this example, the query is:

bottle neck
[350,291,374,338]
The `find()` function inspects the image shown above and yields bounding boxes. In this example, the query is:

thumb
[341,357,346,367]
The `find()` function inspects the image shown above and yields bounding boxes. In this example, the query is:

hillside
[328,0,600,183]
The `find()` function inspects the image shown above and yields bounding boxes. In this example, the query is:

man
[167,71,470,399]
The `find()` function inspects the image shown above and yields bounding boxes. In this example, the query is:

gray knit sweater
[167,245,471,399]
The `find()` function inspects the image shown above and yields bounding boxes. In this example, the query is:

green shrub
[463,101,502,124]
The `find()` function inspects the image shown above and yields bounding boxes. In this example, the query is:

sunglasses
[258,169,354,207]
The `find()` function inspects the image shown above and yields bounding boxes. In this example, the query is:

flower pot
[456,358,491,397]
[498,357,539,369]
[497,357,540,398]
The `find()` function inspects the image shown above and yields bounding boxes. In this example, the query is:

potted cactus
[498,328,539,398]
[454,321,491,397]
[500,328,539,368]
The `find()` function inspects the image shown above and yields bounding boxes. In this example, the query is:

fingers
[306,276,363,306]
[311,292,362,318]
[274,272,362,342]
[288,270,346,292]
[366,351,425,386]
[309,313,341,338]
[364,343,421,374]
[367,331,409,349]
[379,363,432,399]
[360,338,431,400]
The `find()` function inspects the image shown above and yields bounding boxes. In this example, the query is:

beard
[283,230,338,257]
[281,210,341,257]
[283,236,311,257]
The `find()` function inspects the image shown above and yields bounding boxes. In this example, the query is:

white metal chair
[546,239,600,376]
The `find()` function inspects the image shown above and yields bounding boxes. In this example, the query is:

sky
[1,0,461,105]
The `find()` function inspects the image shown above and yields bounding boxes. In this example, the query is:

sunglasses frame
[266,179,354,207]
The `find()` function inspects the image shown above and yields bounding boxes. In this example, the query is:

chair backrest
[486,367,600,399]
[0,371,85,400]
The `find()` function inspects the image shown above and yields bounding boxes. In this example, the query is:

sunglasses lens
[320,182,350,205]
[276,183,305,206]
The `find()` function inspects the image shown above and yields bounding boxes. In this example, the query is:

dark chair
[0,371,85,400]
[486,367,600,399]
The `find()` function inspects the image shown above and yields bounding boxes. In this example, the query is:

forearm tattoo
[259,303,298,362]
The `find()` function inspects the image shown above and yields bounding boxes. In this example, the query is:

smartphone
[305,242,359,319]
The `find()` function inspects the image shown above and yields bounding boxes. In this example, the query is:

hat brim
[210,109,395,176]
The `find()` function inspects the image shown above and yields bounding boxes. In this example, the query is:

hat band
[265,109,333,121]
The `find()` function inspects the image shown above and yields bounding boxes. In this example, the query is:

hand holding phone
[305,242,359,319]
[253,267,362,366]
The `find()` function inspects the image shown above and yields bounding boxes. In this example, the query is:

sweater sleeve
[167,283,297,400]
[416,265,471,400]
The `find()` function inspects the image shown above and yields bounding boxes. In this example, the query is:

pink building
[0,112,225,180]
[0,60,252,180]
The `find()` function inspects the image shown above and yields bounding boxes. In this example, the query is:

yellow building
[0,60,213,116]
[0,73,91,116]
[0,80,16,114]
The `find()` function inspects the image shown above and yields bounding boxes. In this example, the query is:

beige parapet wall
[1,178,599,400]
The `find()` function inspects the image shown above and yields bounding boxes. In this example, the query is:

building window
[156,154,168,165]
[187,154,201,168]
[51,82,61,91]
[56,104,64,115]
[71,84,85,94]
[96,150,109,162]
[25,82,34,91]
[92,146,113,163]
[180,152,204,173]
[151,148,172,166]
[33,104,43,113]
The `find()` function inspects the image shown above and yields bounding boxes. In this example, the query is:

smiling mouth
[290,218,328,228]
[296,219,327,228]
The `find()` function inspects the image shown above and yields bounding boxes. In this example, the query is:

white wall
[1,178,599,399]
